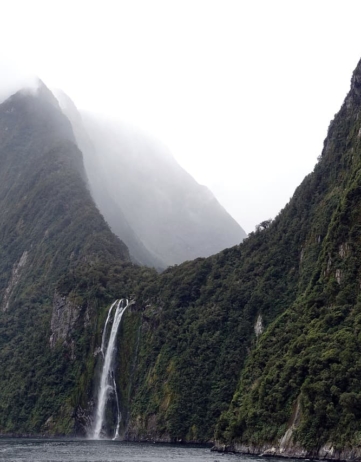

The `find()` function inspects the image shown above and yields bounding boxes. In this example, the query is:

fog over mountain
[54,89,246,268]
[0,59,247,268]
[0,60,39,104]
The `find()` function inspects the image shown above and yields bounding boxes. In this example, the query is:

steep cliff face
[0,83,146,435]
[212,58,361,455]
[50,292,82,351]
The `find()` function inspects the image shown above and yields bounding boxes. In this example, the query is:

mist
[53,88,246,267]
[0,58,39,104]
[1,1,361,233]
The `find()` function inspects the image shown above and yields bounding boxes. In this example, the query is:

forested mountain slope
[122,148,329,442]
[212,58,361,457]
[116,59,361,456]
[0,83,154,434]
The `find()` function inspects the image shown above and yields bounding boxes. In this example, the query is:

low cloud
[0,58,39,104]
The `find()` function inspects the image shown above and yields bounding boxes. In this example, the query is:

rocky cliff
[0,82,151,435]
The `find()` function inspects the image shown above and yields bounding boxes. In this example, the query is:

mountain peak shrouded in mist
[0,82,129,261]
[0,83,136,434]
[0,60,40,104]
[54,89,247,268]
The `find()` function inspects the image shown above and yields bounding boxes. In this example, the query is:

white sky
[1,0,361,233]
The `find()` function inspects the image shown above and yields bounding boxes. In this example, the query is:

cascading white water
[112,374,121,440]
[100,300,117,357]
[93,298,129,439]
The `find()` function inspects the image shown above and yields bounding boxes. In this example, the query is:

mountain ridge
[52,89,164,269]
[54,89,247,267]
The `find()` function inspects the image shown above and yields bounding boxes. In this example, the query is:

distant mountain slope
[54,90,246,267]
[82,114,247,266]
[52,90,164,269]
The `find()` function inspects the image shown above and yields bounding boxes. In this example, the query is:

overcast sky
[1,0,361,233]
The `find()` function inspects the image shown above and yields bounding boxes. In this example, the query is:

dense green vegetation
[3,59,361,456]
[214,59,361,451]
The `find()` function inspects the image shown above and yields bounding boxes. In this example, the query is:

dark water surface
[0,439,281,462]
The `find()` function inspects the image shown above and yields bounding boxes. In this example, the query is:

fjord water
[0,440,251,462]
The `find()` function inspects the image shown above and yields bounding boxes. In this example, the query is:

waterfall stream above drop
[93,298,129,439]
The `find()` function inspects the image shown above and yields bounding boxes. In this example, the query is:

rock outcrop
[49,292,80,349]
[2,250,28,312]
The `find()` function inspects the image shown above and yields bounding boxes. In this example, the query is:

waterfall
[100,300,117,357]
[93,298,129,439]
[112,373,121,440]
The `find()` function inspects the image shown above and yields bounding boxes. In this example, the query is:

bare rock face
[2,250,28,312]
[213,440,361,461]
[126,414,172,443]
[214,396,361,462]
[254,314,263,337]
[49,291,80,349]
[75,404,94,437]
